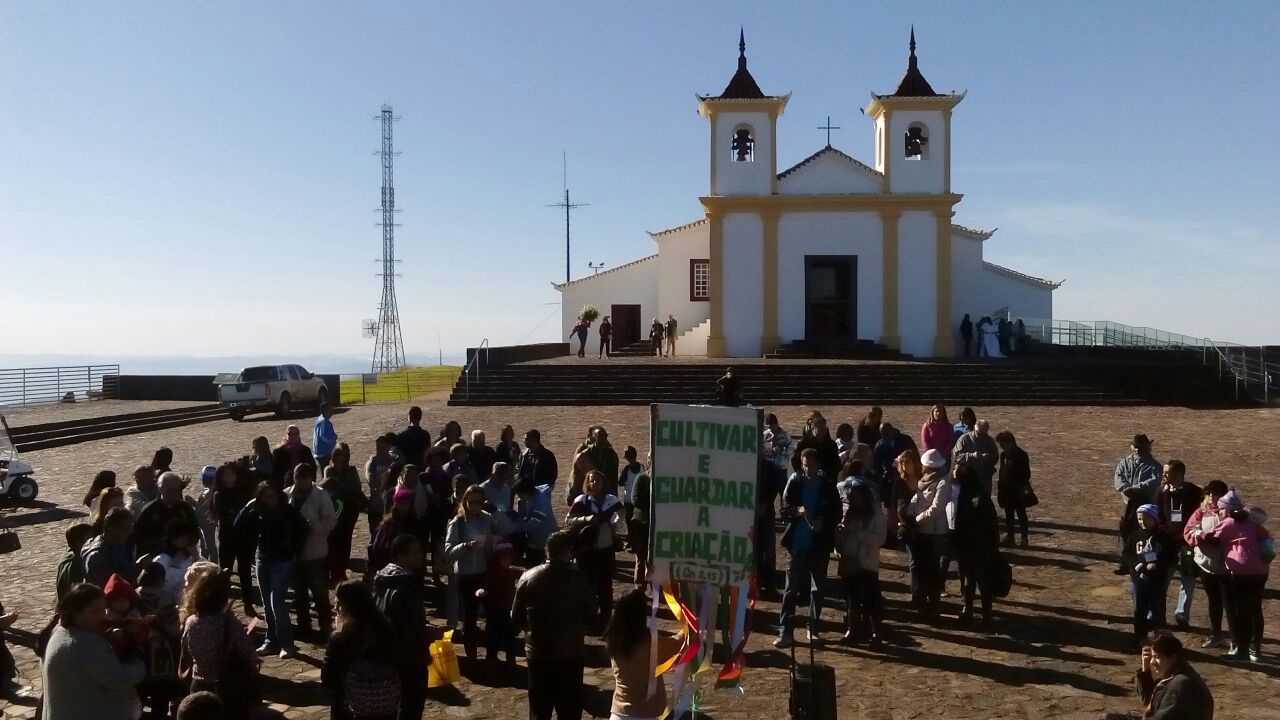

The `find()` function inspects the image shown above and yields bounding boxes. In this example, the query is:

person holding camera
[1098,633,1213,720]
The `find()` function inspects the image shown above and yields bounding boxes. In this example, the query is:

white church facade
[557,32,1059,358]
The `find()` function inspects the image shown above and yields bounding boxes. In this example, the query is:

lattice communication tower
[371,104,406,373]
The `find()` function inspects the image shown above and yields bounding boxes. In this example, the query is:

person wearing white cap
[905,448,953,617]
[1119,503,1175,646]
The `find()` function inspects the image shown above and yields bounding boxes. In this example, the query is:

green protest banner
[649,403,762,586]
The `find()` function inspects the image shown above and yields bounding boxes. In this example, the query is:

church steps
[448,357,1236,407]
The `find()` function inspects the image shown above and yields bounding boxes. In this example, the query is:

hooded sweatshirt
[373,563,428,670]
[1206,514,1272,576]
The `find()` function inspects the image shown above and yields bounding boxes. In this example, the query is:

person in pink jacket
[1182,480,1230,649]
[1204,490,1271,663]
[920,405,957,457]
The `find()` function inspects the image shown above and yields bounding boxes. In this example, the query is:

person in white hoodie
[907,449,953,617]
[285,463,337,636]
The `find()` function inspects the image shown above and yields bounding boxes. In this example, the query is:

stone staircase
[448,356,1241,407]
[763,338,911,361]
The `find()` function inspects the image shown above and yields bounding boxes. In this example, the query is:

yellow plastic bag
[427,630,461,688]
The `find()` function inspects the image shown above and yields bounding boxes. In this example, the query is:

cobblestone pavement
[3,397,1279,719]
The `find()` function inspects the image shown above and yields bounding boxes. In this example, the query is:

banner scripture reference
[650,403,762,587]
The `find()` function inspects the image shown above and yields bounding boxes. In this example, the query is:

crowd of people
[0,401,1268,720]
[569,314,680,358]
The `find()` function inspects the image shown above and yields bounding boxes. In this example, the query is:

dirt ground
[2,397,1278,719]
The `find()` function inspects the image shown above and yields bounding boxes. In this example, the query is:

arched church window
[905,123,928,160]
[731,126,755,162]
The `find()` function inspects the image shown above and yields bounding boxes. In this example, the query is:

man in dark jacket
[775,448,841,648]
[82,508,138,586]
[374,534,428,720]
[1153,460,1203,628]
[468,429,498,482]
[132,472,200,558]
[1100,632,1213,720]
[959,314,974,356]
[518,429,559,491]
[395,406,431,466]
[512,531,597,720]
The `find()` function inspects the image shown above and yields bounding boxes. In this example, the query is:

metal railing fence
[0,365,120,407]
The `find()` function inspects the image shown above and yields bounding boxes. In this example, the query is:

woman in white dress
[976,317,1004,358]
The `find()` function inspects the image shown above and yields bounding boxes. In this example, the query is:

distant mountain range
[0,353,467,375]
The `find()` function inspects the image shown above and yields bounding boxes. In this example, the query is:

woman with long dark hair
[920,405,955,456]
[84,470,117,510]
[856,407,883,447]
[42,583,146,720]
[211,462,256,617]
[246,436,275,489]
[323,581,400,720]
[605,589,682,720]
[150,447,174,476]
[325,443,368,584]
[995,431,1034,548]
[434,421,463,450]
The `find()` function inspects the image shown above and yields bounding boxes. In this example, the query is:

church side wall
[978,269,1054,323]
[951,233,988,329]
[721,213,764,357]
[559,258,659,345]
[776,212,884,344]
[897,211,938,357]
[656,224,712,339]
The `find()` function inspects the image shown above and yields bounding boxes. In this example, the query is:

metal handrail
[461,339,490,402]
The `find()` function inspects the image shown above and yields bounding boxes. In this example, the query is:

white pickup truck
[214,364,329,421]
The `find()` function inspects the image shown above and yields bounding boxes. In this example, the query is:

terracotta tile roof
[648,218,708,238]
[776,146,882,181]
[983,261,1063,289]
[952,223,996,240]
[553,254,658,290]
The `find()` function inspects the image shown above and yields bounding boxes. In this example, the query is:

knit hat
[920,449,947,470]
[392,486,415,505]
[200,465,217,488]
[103,573,139,604]
[1217,490,1245,512]
[1136,504,1161,520]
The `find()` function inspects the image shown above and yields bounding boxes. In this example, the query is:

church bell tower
[867,29,965,194]
[698,30,789,196]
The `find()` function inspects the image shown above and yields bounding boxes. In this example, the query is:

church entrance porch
[610,304,642,348]
[804,255,857,351]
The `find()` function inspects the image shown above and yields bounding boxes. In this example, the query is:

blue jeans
[257,558,296,650]
[1131,573,1167,642]
[779,548,824,636]
[1163,567,1195,622]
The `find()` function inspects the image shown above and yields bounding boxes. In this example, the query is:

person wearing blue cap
[1117,503,1175,646]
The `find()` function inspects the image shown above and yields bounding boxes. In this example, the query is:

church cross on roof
[717,28,768,99]
[892,26,940,97]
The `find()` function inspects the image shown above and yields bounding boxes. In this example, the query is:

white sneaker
[806,629,824,644]
[255,643,278,656]
[1249,650,1261,663]
[773,634,794,649]
[278,647,299,660]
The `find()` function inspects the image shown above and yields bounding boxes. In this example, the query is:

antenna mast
[372,104,407,373]
[547,151,588,283]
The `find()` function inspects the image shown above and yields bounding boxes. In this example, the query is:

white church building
[557,31,1060,358]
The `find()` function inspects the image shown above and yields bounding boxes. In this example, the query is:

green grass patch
[340,366,461,405]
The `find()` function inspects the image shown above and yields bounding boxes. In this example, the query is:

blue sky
[3,2,1278,365]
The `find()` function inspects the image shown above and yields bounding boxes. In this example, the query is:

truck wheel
[229,409,247,422]
[275,393,292,418]
[8,477,38,504]
[316,387,328,407]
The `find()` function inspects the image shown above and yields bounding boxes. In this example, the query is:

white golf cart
[0,415,38,503]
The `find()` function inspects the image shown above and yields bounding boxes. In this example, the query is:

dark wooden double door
[805,255,857,347]
[610,304,642,347]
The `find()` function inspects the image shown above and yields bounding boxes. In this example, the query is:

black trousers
[1004,507,1029,540]
[528,657,584,720]
[217,529,257,606]
[397,670,427,720]
[598,337,610,357]
[456,573,485,659]
[1225,573,1266,651]
[1201,572,1226,635]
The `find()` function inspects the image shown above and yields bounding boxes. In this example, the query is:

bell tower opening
[732,126,755,162]
[905,123,928,160]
